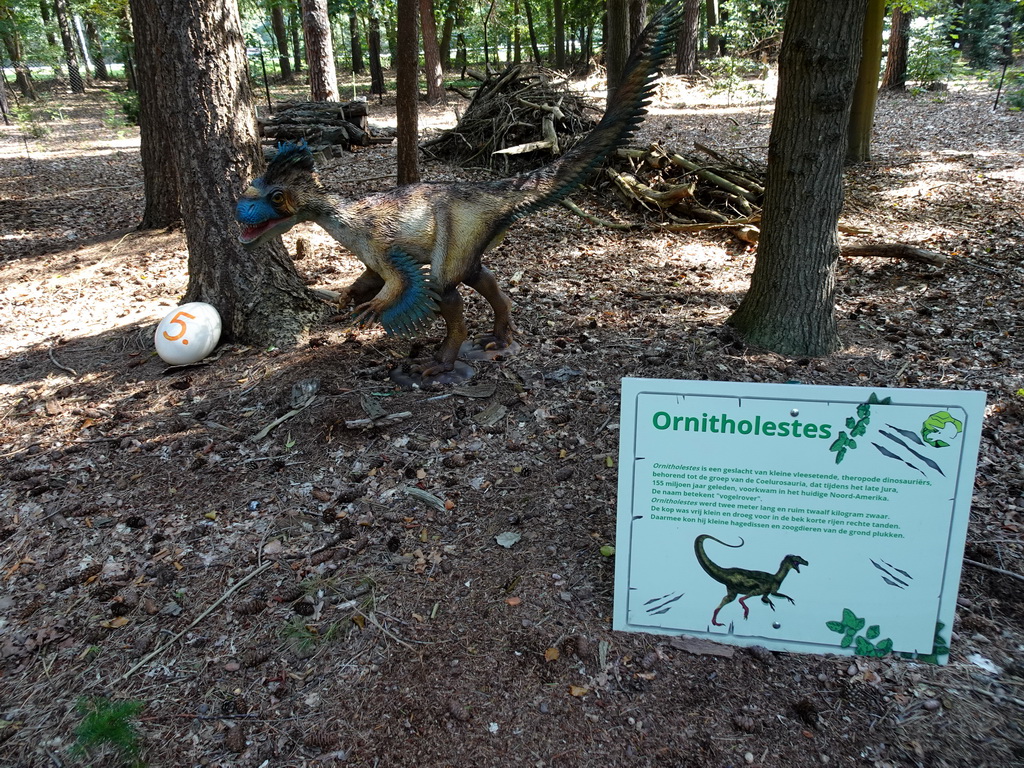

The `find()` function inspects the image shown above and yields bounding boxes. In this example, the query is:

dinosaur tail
[694,534,745,581]
[497,0,684,221]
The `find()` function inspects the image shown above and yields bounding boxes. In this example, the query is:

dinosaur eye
[270,190,286,206]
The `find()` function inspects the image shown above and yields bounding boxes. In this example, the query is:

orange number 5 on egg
[163,311,196,341]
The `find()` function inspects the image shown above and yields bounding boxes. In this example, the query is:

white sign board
[614,378,985,663]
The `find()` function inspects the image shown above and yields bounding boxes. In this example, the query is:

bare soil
[1,76,1023,767]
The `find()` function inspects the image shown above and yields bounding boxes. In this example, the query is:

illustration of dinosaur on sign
[694,535,808,627]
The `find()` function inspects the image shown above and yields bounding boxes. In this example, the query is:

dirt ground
[1,72,1023,768]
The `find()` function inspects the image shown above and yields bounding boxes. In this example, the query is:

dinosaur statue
[694,535,808,627]
[235,2,684,386]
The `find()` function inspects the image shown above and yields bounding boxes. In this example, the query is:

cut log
[841,243,948,267]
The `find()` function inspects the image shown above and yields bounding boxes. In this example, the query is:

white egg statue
[154,302,222,365]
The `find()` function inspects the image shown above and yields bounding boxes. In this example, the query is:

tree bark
[847,0,884,163]
[676,0,699,75]
[628,0,647,47]
[420,0,445,104]
[554,0,565,68]
[523,0,542,64]
[53,0,85,93]
[367,0,386,96]
[439,0,457,70]
[396,0,421,184]
[290,1,303,72]
[0,7,36,99]
[85,19,109,80]
[39,0,57,46]
[129,0,181,229]
[881,6,909,91]
[271,4,293,81]
[605,0,629,101]
[349,13,364,73]
[706,0,722,58]
[301,0,339,101]
[135,0,324,347]
[728,0,867,356]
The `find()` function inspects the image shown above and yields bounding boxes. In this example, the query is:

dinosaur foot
[389,359,476,390]
[458,337,521,362]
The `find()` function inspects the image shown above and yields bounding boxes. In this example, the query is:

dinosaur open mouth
[238,216,292,245]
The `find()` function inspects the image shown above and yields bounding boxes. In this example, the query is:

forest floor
[1,71,1023,768]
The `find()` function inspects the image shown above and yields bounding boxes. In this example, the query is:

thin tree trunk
[554,0,565,68]
[290,1,303,72]
[420,0,445,104]
[881,6,909,91]
[676,0,699,74]
[728,0,867,356]
[350,13,364,73]
[86,19,109,80]
[847,0,884,163]
[39,0,57,46]
[271,4,293,81]
[396,0,420,184]
[367,0,386,96]
[524,0,542,64]
[605,0,629,99]
[513,0,521,64]
[129,0,181,229]
[0,10,37,99]
[706,0,721,58]
[54,0,85,93]
[301,0,339,101]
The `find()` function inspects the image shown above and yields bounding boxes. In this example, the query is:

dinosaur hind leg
[391,286,475,388]
[711,592,737,627]
[738,595,753,619]
[461,266,521,361]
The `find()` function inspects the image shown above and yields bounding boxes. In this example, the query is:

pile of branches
[258,100,390,158]
[600,142,765,238]
[421,64,599,172]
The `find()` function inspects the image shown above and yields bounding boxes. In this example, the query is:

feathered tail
[499,1,685,221]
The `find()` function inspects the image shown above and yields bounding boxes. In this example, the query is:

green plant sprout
[900,622,950,665]
[72,696,146,767]
[825,608,894,657]
[829,392,891,464]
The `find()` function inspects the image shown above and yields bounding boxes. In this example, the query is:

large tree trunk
[396,0,420,185]
[129,0,181,229]
[420,0,446,104]
[54,0,85,93]
[847,0,885,163]
[628,0,647,47]
[881,6,910,91]
[367,0,386,96]
[134,0,324,346]
[271,4,293,81]
[301,0,339,101]
[605,0,629,100]
[676,0,699,75]
[728,0,867,356]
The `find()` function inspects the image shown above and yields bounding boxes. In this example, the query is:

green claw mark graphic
[921,411,963,448]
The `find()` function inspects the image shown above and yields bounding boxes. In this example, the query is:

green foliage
[72,696,146,767]
[994,68,1024,110]
[718,0,787,55]
[702,56,765,102]
[107,90,140,125]
[829,393,890,464]
[907,16,963,87]
[825,608,894,657]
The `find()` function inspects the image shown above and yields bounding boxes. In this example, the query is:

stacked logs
[258,100,392,159]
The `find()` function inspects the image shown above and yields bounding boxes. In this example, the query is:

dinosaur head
[236,141,328,246]
[784,555,809,572]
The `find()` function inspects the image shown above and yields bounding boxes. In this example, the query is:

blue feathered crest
[264,140,316,184]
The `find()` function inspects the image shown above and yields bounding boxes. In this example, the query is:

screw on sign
[154,302,222,364]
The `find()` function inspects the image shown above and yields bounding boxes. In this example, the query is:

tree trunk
[73,14,93,81]
[39,0,57,46]
[706,0,722,58]
[119,7,137,91]
[54,0,85,93]
[129,0,181,229]
[0,8,37,99]
[728,0,867,357]
[628,0,647,47]
[86,19,109,80]
[396,0,420,185]
[524,0,542,64]
[676,0,699,75]
[420,0,445,104]
[554,0,565,68]
[881,6,909,91]
[605,0,629,100]
[367,0,386,96]
[349,13,365,73]
[271,4,293,81]
[134,0,324,347]
[290,1,303,72]
[847,0,884,163]
[513,0,521,64]
[301,0,338,101]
